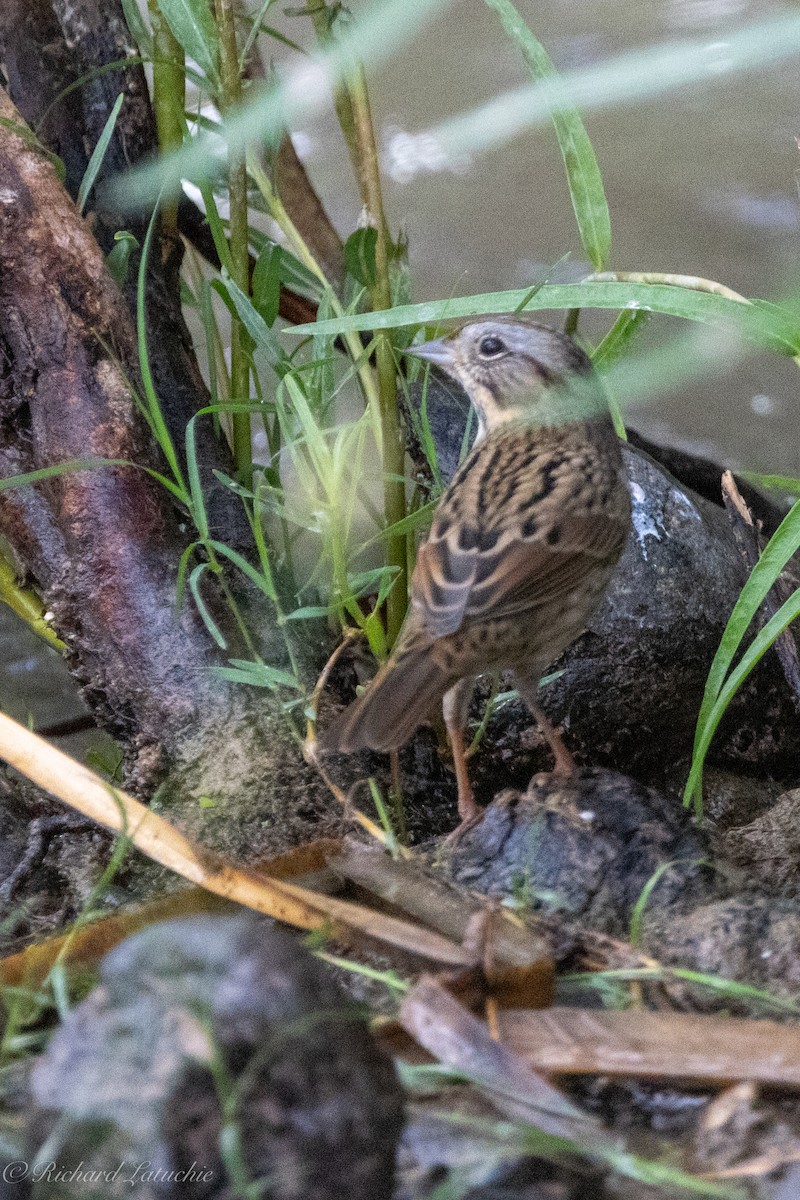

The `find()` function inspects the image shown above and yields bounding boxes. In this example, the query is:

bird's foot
[444,790,485,845]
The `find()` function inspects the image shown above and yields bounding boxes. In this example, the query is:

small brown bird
[323,317,631,833]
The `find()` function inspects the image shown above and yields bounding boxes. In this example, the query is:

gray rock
[29,915,403,1200]
[436,768,709,935]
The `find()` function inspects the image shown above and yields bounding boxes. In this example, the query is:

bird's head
[408,317,605,439]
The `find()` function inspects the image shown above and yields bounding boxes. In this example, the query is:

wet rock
[514,443,800,777]
[699,768,785,832]
[644,894,800,1005]
[720,789,800,895]
[435,768,710,936]
[29,915,403,1200]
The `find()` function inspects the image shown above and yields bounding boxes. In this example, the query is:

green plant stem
[148,2,185,234]
[0,550,65,653]
[347,65,408,645]
[563,307,580,335]
[303,0,360,175]
[247,159,383,432]
[213,0,252,482]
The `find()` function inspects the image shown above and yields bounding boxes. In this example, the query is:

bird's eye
[477,334,507,358]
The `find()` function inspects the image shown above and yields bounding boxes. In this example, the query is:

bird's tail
[322,646,453,753]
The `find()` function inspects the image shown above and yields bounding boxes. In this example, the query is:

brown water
[3,0,800,727]
[292,0,800,473]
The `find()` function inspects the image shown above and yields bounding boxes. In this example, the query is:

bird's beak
[406,337,456,369]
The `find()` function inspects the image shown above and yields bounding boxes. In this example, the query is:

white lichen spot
[628,480,663,560]
[669,486,702,522]
[0,188,18,205]
[578,810,595,822]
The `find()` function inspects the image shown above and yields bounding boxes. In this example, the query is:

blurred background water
[3,0,800,736]
[290,0,800,471]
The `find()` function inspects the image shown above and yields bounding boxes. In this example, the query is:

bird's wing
[411,433,628,639]
[462,511,626,623]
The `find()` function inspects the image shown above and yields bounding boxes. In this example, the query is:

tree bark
[0,85,341,854]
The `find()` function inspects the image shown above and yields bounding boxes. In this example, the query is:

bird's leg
[514,681,576,778]
[442,679,483,831]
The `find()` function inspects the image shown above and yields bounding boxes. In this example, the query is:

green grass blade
[684,498,800,810]
[215,660,301,690]
[287,281,800,354]
[221,276,286,368]
[591,308,651,368]
[198,182,236,277]
[685,585,800,813]
[184,416,209,540]
[0,458,130,491]
[484,0,610,270]
[157,0,219,87]
[738,471,800,496]
[0,453,189,506]
[77,92,125,214]
[590,309,653,439]
[240,0,280,68]
[207,539,276,601]
[121,0,154,57]
[136,205,187,494]
[188,562,226,648]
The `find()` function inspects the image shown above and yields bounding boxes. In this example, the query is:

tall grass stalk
[346,63,407,643]
[212,0,252,481]
[147,0,184,233]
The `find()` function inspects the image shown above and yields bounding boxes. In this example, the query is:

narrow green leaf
[590,309,652,439]
[685,546,800,813]
[344,227,379,287]
[184,417,209,540]
[207,539,276,601]
[158,0,219,85]
[738,471,800,496]
[216,660,302,690]
[484,0,610,270]
[252,242,282,327]
[199,182,236,276]
[240,0,274,65]
[220,275,286,368]
[106,231,139,288]
[287,281,800,354]
[591,308,651,368]
[0,458,130,490]
[121,0,154,56]
[78,93,125,213]
[284,604,332,621]
[137,204,186,493]
[629,858,703,946]
[175,541,199,610]
[188,562,227,648]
